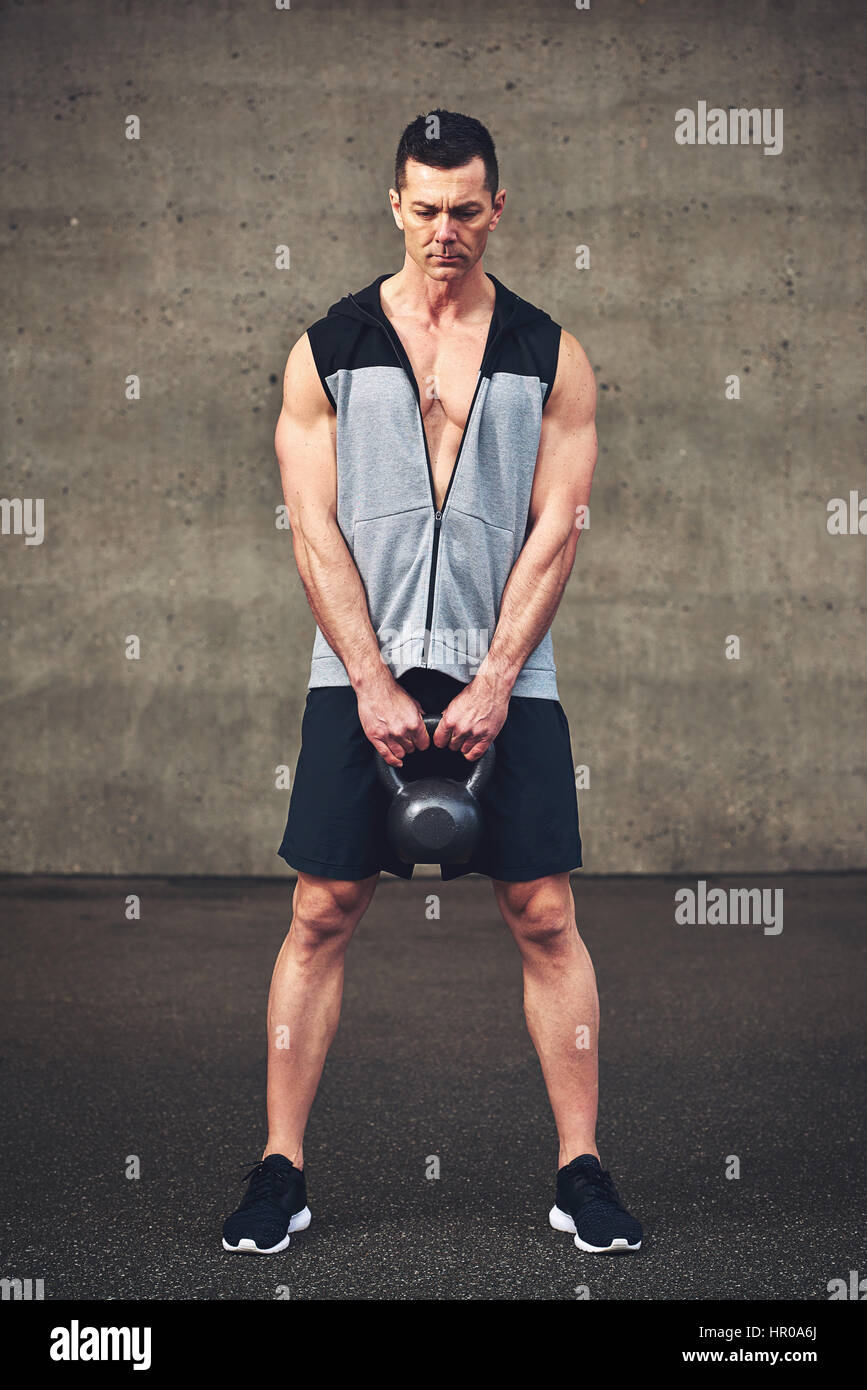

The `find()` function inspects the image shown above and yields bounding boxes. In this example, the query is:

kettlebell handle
[375,711,496,799]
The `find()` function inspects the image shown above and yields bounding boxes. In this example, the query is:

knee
[290,876,374,949]
[498,881,575,953]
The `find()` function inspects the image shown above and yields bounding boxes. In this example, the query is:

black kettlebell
[375,712,496,864]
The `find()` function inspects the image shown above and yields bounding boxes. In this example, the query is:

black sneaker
[222,1154,312,1254]
[549,1153,642,1253]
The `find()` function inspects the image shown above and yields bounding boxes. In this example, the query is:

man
[222,110,642,1257]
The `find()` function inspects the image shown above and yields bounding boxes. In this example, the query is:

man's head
[390,110,506,281]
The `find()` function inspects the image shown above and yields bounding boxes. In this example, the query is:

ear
[489,188,506,231]
[388,187,405,231]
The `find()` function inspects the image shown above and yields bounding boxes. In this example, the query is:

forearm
[477,521,579,694]
[291,516,389,692]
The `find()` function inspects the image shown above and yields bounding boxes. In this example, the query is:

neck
[382,257,493,324]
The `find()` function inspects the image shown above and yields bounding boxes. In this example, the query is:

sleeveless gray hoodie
[304,271,563,699]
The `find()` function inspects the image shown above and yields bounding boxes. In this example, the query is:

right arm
[274,332,428,766]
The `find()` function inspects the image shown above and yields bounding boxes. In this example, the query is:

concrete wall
[2,0,864,876]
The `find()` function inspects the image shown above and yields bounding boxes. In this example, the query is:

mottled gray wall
[2,0,864,876]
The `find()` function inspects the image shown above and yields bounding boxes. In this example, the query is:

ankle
[558,1145,599,1170]
[263,1143,303,1170]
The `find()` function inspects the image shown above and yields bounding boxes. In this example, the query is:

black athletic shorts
[277,666,582,882]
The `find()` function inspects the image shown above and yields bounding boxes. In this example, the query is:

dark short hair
[394,109,499,201]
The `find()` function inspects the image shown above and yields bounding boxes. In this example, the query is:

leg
[264,869,379,1166]
[492,872,599,1168]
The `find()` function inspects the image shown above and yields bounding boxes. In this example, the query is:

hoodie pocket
[351,505,431,640]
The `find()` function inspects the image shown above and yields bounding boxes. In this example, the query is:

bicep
[528,329,598,540]
[274,332,337,530]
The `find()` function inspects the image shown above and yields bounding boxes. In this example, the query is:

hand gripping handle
[375,712,496,799]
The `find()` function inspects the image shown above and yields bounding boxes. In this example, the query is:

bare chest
[385,315,492,509]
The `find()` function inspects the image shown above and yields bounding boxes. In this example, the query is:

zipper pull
[434,510,442,526]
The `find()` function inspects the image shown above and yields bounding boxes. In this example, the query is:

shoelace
[237,1160,290,1208]
[569,1164,620,1204]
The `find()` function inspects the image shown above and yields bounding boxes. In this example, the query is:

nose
[434,213,458,244]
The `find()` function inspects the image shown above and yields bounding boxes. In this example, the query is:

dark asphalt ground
[0,872,864,1302]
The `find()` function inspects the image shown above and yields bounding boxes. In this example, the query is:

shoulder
[495,281,588,408]
[546,328,596,418]
[552,328,594,391]
[281,330,334,418]
[304,311,344,382]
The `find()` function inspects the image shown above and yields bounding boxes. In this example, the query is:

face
[389,156,506,281]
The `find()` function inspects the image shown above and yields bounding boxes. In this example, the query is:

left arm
[434,328,598,759]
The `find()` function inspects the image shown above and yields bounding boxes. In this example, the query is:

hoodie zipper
[347,287,517,667]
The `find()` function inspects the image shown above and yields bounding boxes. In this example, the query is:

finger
[460,738,490,762]
[432,719,453,749]
[410,711,430,750]
[376,721,418,760]
[447,727,474,752]
[374,735,409,767]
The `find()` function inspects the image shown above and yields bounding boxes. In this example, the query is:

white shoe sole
[222,1205,312,1254]
[549,1204,641,1254]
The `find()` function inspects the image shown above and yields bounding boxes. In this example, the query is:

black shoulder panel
[306,313,398,410]
[492,313,562,406]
